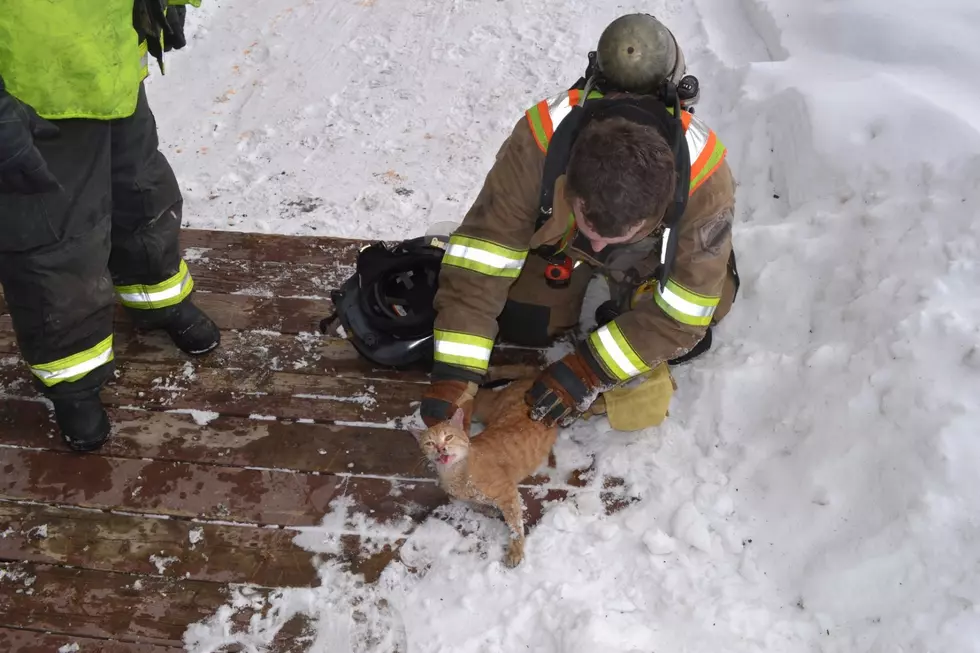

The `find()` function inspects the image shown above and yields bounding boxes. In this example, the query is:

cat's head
[413,409,470,467]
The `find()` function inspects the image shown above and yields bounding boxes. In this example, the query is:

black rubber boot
[161,300,221,356]
[52,393,111,452]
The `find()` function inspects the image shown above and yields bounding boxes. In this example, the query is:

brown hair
[565,116,677,238]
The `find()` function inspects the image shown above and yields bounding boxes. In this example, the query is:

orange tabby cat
[414,378,557,567]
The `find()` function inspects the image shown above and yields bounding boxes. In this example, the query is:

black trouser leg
[0,118,115,398]
[108,83,189,327]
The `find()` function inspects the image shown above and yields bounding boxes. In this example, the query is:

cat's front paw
[504,539,524,568]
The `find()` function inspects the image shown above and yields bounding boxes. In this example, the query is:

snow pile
[148,0,980,651]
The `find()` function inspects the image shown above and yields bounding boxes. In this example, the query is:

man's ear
[449,408,465,430]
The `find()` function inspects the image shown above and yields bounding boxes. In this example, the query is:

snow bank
[148,0,980,651]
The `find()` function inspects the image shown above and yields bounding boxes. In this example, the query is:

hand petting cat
[525,344,617,427]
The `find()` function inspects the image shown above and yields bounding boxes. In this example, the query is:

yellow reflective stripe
[526,102,552,153]
[589,321,650,382]
[689,139,727,193]
[31,335,114,387]
[654,279,720,327]
[433,329,494,371]
[443,235,527,278]
[116,260,195,310]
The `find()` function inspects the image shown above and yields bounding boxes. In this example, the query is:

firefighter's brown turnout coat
[431,87,738,386]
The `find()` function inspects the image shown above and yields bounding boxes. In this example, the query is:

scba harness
[530,77,702,292]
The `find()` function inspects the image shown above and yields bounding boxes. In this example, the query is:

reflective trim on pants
[115,260,194,310]
[30,335,114,387]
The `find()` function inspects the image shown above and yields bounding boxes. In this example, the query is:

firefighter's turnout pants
[0,84,191,398]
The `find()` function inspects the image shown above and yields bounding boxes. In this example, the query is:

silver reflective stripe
[660,227,671,265]
[32,347,113,383]
[595,326,642,378]
[686,114,711,161]
[445,243,524,271]
[657,284,716,319]
[547,93,576,128]
[117,272,191,306]
[433,339,492,363]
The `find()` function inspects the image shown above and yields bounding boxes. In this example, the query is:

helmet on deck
[594,14,687,94]
[322,232,450,369]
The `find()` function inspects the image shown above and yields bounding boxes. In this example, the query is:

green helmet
[595,14,685,93]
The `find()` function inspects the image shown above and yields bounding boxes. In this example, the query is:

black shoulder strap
[657,83,690,289]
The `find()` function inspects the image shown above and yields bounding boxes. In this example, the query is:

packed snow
[145,0,980,651]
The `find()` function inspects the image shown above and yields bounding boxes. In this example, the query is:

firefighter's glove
[0,78,60,195]
[164,5,188,51]
[420,377,478,432]
[525,347,617,427]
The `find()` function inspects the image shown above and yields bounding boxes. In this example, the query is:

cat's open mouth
[437,453,453,465]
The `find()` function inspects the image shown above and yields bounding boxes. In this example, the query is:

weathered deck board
[0,446,572,531]
[0,360,422,425]
[0,628,183,653]
[162,292,330,334]
[181,228,363,265]
[0,319,543,382]
[0,503,322,587]
[0,290,330,335]
[0,502,411,589]
[0,227,618,648]
[0,561,285,646]
[0,401,433,478]
[0,448,445,527]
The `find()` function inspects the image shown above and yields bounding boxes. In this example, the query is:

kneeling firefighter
[0,1,220,451]
[327,14,740,432]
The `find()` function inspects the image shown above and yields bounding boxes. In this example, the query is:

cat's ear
[449,408,465,430]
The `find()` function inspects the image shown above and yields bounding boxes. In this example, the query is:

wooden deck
[0,229,627,651]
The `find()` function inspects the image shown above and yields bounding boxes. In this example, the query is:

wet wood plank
[0,448,446,527]
[0,628,182,653]
[0,561,276,646]
[0,359,422,425]
[0,446,570,532]
[180,228,363,265]
[0,291,328,334]
[0,401,431,478]
[186,257,351,299]
[0,321,543,383]
[0,400,605,492]
[0,502,410,588]
[0,503,321,587]
[172,292,330,334]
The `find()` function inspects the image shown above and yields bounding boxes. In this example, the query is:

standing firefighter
[420,14,740,431]
[0,1,220,451]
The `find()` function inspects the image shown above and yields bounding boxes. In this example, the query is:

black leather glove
[164,5,188,51]
[0,77,60,195]
[525,345,617,427]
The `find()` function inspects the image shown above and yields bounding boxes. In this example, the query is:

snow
[145,0,980,651]
[166,408,221,426]
[189,527,205,548]
[149,553,180,575]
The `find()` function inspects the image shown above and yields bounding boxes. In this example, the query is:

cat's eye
[444,434,454,441]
